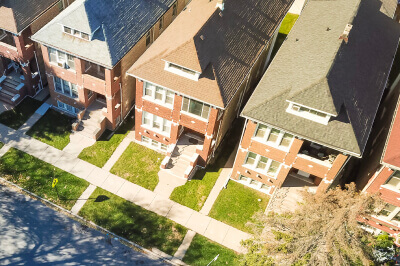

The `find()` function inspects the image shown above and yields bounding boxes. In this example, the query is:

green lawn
[209,181,270,233]
[183,234,238,266]
[78,112,135,167]
[0,148,89,210]
[27,109,74,150]
[0,97,42,129]
[279,13,299,35]
[170,143,236,211]
[110,142,162,191]
[271,13,300,61]
[79,188,187,255]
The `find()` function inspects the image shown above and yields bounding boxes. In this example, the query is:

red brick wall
[231,119,349,193]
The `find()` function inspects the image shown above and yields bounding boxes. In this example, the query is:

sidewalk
[0,122,250,253]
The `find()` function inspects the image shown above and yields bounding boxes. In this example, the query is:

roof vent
[200,35,205,40]
[339,24,353,44]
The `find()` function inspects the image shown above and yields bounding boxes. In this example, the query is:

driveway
[0,185,166,265]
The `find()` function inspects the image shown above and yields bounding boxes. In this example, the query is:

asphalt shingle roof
[128,0,294,108]
[0,0,59,34]
[242,0,400,156]
[32,0,176,68]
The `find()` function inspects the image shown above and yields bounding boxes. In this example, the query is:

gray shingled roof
[0,0,59,34]
[31,0,176,68]
[242,0,400,156]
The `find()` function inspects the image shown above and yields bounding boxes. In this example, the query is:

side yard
[78,112,135,168]
[27,109,74,150]
[0,148,89,210]
[0,97,42,130]
[209,181,270,233]
[271,13,299,60]
[110,142,162,191]
[79,188,187,255]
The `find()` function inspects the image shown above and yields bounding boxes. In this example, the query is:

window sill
[251,137,291,152]
[141,124,170,138]
[55,90,78,99]
[143,96,173,109]
[181,110,209,122]
[242,165,277,179]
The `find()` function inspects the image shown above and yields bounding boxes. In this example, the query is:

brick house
[31,0,185,138]
[230,0,400,196]
[358,86,400,240]
[0,0,74,106]
[127,0,294,178]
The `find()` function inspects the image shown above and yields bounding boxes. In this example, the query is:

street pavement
[0,185,166,266]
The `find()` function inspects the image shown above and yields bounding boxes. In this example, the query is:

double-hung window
[384,171,400,191]
[54,77,78,98]
[182,97,211,120]
[142,111,171,135]
[143,82,174,107]
[244,152,281,177]
[254,123,294,150]
[48,47,76,70]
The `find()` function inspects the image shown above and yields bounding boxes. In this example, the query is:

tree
[239,183,386,266]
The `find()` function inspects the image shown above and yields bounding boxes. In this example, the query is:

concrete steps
[0,77,23,105]
[75,103,106,140]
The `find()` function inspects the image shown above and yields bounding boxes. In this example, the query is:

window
[54,77,78,98]
[48,47,75,70]
[146,31,151,47]
[287,102,330,125]
[141,136,168,151]
[244,152,281,177]
[63,26,90,41]
[87,90,94,99]
[238,175,271,194]
[379,204,397,217]
[172,2,177,17]
[182,97,211,120]
[142,111,171,135]
[385,171,400,191]
[159,17,164,30]
[57,100,79,114]
[143,82,174,107]
[253,123,294,149]
[58,1,64,11]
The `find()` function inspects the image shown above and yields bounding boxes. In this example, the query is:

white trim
[163,61,200,81]
[142,111,171,137]
[286,100,337,117]
[141,136,168,153]
[286,102,331,125]
[252,123,294,152]
[233,176,272,195]
[181,96,211,121]
[243,151,281,179]
[143,81,174,108]
[53,76,78,98]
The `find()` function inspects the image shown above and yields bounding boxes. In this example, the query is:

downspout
[119,81,123,126]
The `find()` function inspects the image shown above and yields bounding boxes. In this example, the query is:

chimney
[339,24,353,44]
[216,0,224,11]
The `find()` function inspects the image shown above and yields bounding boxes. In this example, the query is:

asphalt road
[0,185,167,265]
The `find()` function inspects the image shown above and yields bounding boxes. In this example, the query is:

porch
[74,100,107,140]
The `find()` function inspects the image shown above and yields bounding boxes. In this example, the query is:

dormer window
[286,102,331,125]
[63,26,90,41]
[164,61,200,81]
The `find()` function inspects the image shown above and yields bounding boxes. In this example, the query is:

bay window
[244,152,281,177]
[142,111,171,135]
[48,47,76,70]
[182,97,211,120]
[54,77,78,98]
[254,123,294,149]
[143,82,174,107]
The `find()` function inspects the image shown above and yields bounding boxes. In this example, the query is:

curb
[0,177,187,266]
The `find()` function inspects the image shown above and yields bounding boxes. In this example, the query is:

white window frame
[143,82,174,108]
[48,47,75,70]
[253,123,294,151]
[57,100,80,115]
[382,171,400,192]
[286,102,331,125]
[243,152,281,178]
[237,175,272,194]
[54,77,78,98]
[141,136,168,152]
[142,111,171,136]
[181,96,211,121]
[164,61,200,81]
[63,25,90,40]
[375,203,400,225]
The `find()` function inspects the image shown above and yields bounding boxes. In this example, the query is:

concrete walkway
[70,184,97,214]
[0,123,250,253]
[102,137,132,171]
[200,146,237,215]
[63,132,95,157]
[173,230,196,260]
